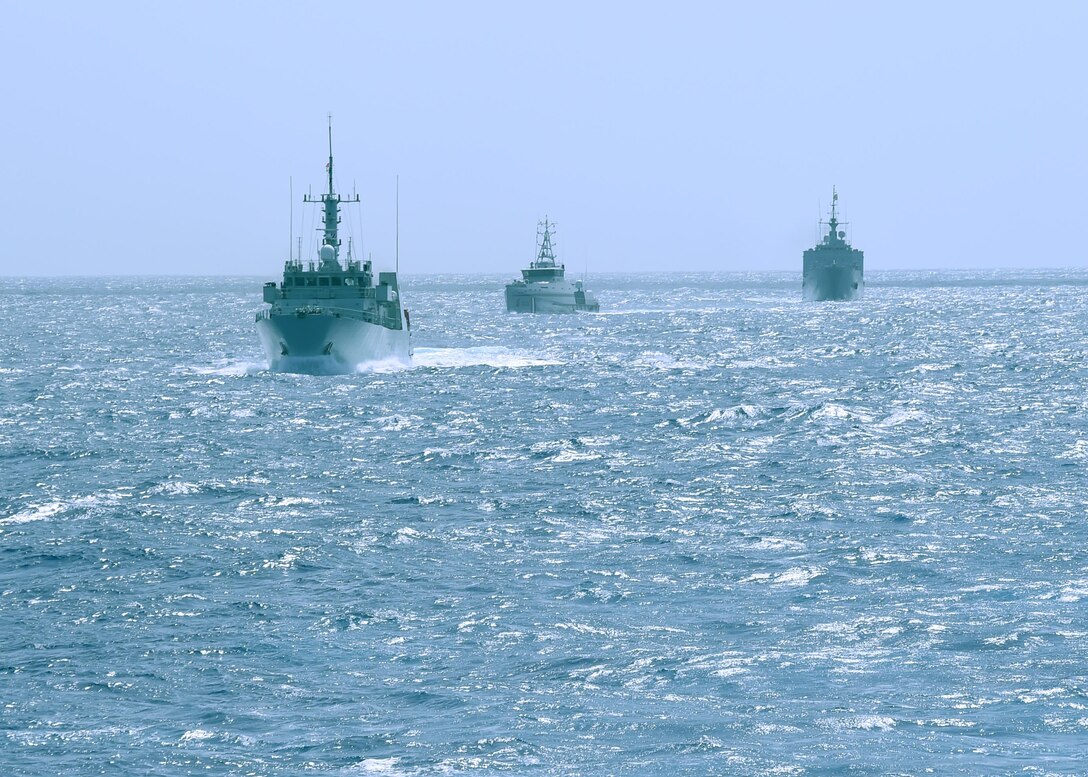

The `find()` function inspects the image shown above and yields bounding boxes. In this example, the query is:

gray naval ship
[256,124,411,372]
[802,188,864,301]
[505,218,599,313]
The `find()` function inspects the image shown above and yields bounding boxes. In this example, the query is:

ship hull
[802,250,864,302]
[505,283,599,313]
[257,314,410,373]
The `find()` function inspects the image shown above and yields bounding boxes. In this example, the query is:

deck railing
[254,304,402,330]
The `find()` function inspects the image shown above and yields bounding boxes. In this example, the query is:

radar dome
[837,230,846,238]
[319,244,336,263]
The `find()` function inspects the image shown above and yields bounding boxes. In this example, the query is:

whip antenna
[396,175,400,274]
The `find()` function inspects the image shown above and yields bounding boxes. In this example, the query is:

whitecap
[394,527,422,543]
[750,537,806,551]
[354,356,413,374]
[413,346,560,369]
[877,409,930,427]
[1,490,130,525]
[984,632,1021,646]
[711,667,748,678]
[182,361,266,377]
[264,496,321,508]
[1057,581,1088,603]
[551,449,602,463]
[1,501,66,525]
[347,758,402,774]
[907,363,955,373]
[555,622,622,637]
[634,351,706,370]
[729,356,795,369]
[1057,440,1088,460]
[837,715,897,731]
[146,481,202,496]
[678,406,764,427]
[811,403,870,422]
[374,414,420,431]
[739,572,774,583]
[773,566,824,586]
[261,551,299,570]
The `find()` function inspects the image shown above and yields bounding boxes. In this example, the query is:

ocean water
[3,271,1088,775]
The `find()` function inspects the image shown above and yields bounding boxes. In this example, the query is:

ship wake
[413,346,561,369]
[272,355,412,375]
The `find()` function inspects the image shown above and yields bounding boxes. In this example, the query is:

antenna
[303,115,357,264]
[289,176,293,262]
[395,175,400,274]
[327,113,334,196]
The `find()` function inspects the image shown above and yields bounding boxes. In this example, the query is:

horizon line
[5,265,1088,279]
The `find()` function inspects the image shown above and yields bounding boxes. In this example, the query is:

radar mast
[820,186,848,246]
[304,114,360,267]
[534,217,559,268]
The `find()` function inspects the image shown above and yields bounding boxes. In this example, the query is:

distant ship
[256,121,411,372]
[803,188,864,301]
[505,218,599,313]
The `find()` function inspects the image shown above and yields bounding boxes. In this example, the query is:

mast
[819,186,850,246]
[396,175,400,274]
[304,114,360,267]
[535,216,557,267]
[327,119,334,195]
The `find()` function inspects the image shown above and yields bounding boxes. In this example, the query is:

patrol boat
[802,188,864,301]
[256,123,411,372]
[505,218,599,313]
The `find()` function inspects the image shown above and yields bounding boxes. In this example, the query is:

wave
[178,360,267,377]
[412,346,561,369]
[676,405,770,427]
[354,356,413,374]
[345,758,404,774]
[634,351,707,370]
[741,566,825,586]
[272,355,402,375]
[0,501,66,525]
[1,490,132,526]
[181,347,554,375]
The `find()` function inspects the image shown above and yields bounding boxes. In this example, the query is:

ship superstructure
[256,120,411,371]
[802,188,864,301]
[505,218,599,313]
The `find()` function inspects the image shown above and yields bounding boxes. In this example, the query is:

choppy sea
[3,271,1088,775]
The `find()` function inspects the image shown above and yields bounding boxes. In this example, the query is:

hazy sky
[1,1,1085,275]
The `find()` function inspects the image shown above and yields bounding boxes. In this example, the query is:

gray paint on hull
[505,283,598,313]
[256,313,410,373]
[802,254,864,301]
